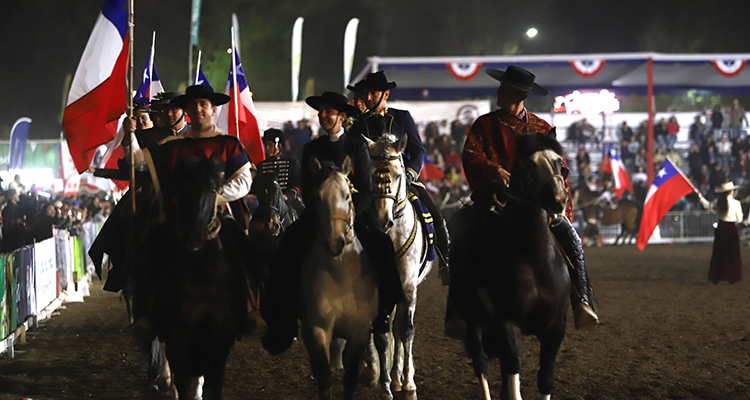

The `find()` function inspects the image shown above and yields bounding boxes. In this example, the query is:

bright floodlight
[526,28,538,38]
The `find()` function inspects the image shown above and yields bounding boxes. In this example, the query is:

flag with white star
[637,159,695,250]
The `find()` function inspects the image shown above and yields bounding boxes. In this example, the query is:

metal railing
[573,210,722,244]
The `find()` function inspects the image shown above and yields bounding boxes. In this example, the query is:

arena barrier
[572,210,726,245]
[0,220,102,357]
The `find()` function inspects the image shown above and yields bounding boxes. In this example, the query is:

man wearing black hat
[250,128,302,214]
[261,91,404,355]
[461,65,598,329]
[128,85,261,339]
[130,91,189,149]
[348,71,452,284]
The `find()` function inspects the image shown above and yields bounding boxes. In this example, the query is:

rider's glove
[406,170,415,184]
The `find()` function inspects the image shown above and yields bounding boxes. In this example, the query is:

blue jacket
[350,108,425,179]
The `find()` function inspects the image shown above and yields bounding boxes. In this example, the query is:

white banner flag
[291,17,304,102]
[343,18,360,90]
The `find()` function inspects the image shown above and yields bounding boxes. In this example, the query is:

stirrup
[573,302,599,330]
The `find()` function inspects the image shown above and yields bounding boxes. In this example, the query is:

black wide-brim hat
[150,91,185,110]
[171,85,230,108]
[306,91,361,117]
[486,65,548,96]
[346,70,397,92]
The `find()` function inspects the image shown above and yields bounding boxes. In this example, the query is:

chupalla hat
[486,65,549,96]
[150,91,184,110]
[305,91,361,117]
[346,71,397,92]
[716,181,740,192]
[171,85,230,108]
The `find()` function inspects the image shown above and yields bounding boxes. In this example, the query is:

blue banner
[8,118,31,170]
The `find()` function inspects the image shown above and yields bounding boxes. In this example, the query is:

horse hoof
[401,390,418,400]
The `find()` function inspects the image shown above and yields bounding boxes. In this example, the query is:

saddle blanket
[409,195,435,262]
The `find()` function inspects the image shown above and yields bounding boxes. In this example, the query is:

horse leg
[399,299,418,394]
[373,331,393,399]
[390,304,405,393]
[173,374,203,400]
[496,324,522,400]
[148,340,172,392]
[359,336,379,387]
[342,332,370,400]
[465,322,491,400]
[303,326,333,400]
[203,353,229,400]
[536,323,566,399]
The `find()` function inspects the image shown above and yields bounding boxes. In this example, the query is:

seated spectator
[450,120,467,148]
[438,119,450,136]
[576,147,590,174]
[653,147,667,170]
[666,147,682,169]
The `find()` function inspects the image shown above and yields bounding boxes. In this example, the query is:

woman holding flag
[699,182,744,284]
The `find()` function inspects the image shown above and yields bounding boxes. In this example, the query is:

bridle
[503,146,566,209]
[328,173,356,245]
[371,152,408,220]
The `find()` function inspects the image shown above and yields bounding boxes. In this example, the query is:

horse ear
[363,134,376,150]
[341,156,353,175]
[310,157,322,175]
[395,133,408,153]
[548,127,558,141]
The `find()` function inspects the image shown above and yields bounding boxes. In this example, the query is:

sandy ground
[1,244,750,400]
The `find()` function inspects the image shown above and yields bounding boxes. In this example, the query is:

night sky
[2,0,749,139]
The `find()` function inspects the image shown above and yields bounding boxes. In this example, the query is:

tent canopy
[352,53,750,100]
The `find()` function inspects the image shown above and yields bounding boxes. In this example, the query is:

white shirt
[701,195,744,223]
[328,128,345,142]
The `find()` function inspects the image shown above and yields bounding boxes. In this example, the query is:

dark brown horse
[136,152,258,399]
[575,188,640,246]
[450,132,571,400]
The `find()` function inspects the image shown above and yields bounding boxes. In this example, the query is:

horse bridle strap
[371,153,408,219]
[330,176,356,245]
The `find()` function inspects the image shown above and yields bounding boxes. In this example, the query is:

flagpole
[127,0,136,213]
[231,27,240,140]
[148,31,155,100]
[195,50,202,85]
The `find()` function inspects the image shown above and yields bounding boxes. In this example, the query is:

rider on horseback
[348,71,452,284]
[461,66,599,329]
[261,91,405,355]
[250,128,303,215]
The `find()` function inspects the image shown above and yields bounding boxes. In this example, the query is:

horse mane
[514,131,563,161]
[308,161,341,191]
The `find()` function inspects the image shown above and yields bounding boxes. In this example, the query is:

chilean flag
[133,36,164,105]
[216,45,265,164]
[636,159,695,251]
[603,143,633,199]
[62,0,128,174]
[420,154,445,181]
[194,66,213,90]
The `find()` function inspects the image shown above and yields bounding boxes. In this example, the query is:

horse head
[254,171,286,236]
[308,156,355,256]
[365,133,408,233]
[161,151,222,251]
[508,128,569,215]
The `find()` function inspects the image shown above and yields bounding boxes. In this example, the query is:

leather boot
[549,215,599,329]
[435,218,451,286]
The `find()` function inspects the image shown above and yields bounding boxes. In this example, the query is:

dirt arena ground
[1,244,750,400]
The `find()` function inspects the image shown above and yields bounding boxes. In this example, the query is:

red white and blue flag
[636,159,695,251]
[62,0,128,173]
[420,154,445,181]
[133,36,164,105]
[194,66,213,90]
[217,45,264,164]
[602,143,633,199]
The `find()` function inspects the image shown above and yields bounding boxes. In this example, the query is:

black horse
[248,171,297,264]
[135,152,258,399]
[450,132,571,400]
